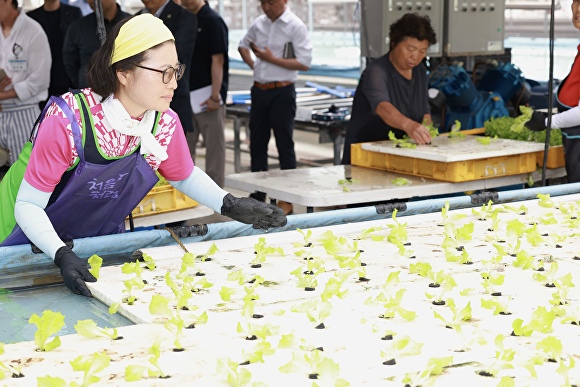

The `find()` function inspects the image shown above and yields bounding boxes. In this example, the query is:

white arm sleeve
[551,104,580,129]
[14,180,66,259]
[168,167,228,213]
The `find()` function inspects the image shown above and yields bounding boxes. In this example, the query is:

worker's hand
[251,45,274,62]
[221,193,287,230]
[0,76,12,92]
[406,122,432,145]
[54,246,97,297]
[525,111,548,132]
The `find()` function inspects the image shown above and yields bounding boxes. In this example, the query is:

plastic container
[131,185,198,218]
[350,142,538,183]
[536,145,565,169]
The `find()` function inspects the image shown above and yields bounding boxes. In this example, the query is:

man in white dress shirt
[238,0,312,215]
[0,0,51,165]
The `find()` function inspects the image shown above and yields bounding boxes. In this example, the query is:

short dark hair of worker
[86,16,172,98]
[10,0,17,9]
[389,13,437,50]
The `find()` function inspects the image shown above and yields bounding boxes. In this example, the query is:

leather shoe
[277,200,293,215]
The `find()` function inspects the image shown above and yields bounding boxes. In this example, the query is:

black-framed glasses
[135,63,185,84]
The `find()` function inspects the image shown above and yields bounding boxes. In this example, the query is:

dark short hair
[11,0,17,9]
[86,16,171,98]
[389,13,437,50]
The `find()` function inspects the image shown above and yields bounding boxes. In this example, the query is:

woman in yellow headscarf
[0,14,286,297]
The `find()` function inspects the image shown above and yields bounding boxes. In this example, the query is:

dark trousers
[562,126,580,183]
[249,85,297,172]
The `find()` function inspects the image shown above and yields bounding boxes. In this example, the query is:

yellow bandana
[111,14,175,65]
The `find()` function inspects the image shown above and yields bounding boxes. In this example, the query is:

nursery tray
[351,135,544,182]
[130,184,198,218]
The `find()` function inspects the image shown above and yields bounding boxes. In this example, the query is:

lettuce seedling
[69,351,110,386]
[177,252,202,279]
[481,297,512,316]
[388,130,416,148]
[387,209,408,243]
[140,253,156,271]
[196,242,218,262]
[291,299,333,329]
[539,213,558,225]
[402,356,453,386]
[293,228,313,247]
[216,358,255,387]
[477,334,514,377]
[279,349,348,384]
[149,294,185,350]
[409,262,432,277]
[251,237,285,267]
[536,336,563,363]
[440,201,467,225]
[510,105,533,133]
[423,118,439,137]
[121,260,145,285]
[219,286,237,301]
[338,177,358,191]
[525,224,545,247]
[560,305,580,325]
[433,299,472,330]
[227,270,265,286]
[0,343,23,378]
[125,341,169,381]
[481,271,505,295]
[87,255,103,279]
[241,339,275,364]
[278,333,320,352]
[472,200,494,220]
[380,335,423,365]
[364,287,415,321]
[320,272,351,301]
[537,193,556,208]
[37,375,67,386]
[425,275,457,305]
[511,306,555,336]
[74,319,119,340]
[29,310,65,351]
[533,261,574,288]
[236,320,278,340]
[512,250,536,270]
[392,177,410,186]
[355,226,382,241]
[502,203,528,215]
[444,247,473,265]
[318,230,349,255]
[556,356,575,386]
[442,221,474,251]
[448,120,465,139]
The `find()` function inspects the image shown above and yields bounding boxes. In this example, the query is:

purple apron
[2,94,159,246]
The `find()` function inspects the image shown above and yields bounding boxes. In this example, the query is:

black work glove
[221,193,287,230]
[525,111,548,132]
[54,246,97,297]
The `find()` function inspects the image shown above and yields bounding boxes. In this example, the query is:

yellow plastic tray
[536,145,565,169]
[131,184,198,218]
[350,142,538,183]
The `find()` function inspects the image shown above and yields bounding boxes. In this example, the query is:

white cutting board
[361,135,546,162]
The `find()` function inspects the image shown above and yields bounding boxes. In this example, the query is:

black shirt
[342,52,430,164]
[27,4,82,97]
[63,5,131,88]
[188,2,229,103]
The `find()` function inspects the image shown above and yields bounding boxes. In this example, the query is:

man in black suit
[63,0,130,88]
[138,0,197,135]
[27,0,82,106]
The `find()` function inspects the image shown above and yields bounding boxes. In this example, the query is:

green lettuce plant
[236,320,278,341]
[481,271,505,295]
[29,310,65,351]
[472,200,494,220]
[291,299,333,329]
[536,336,563,363]
[196,242,219,262]
[511,306,555,336]
[216,358,260,387]
[140,253,156,270]
[125,341,170,381]
[481,297,512,316]
[380,335,423,365]
[537,193,556,208]
[74,319,120,340]
[388,130,416,148]
[425,275,457,305]
[0,343,23,378]
[149,294,186,351]
[533,261,574,288]
[279,349,349,385]
[477,334,514,377]
[402,356,453,386]
[87,255,103,279]
[69,351,111,386]
[241,339,275,364]
[251,237,285,267]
